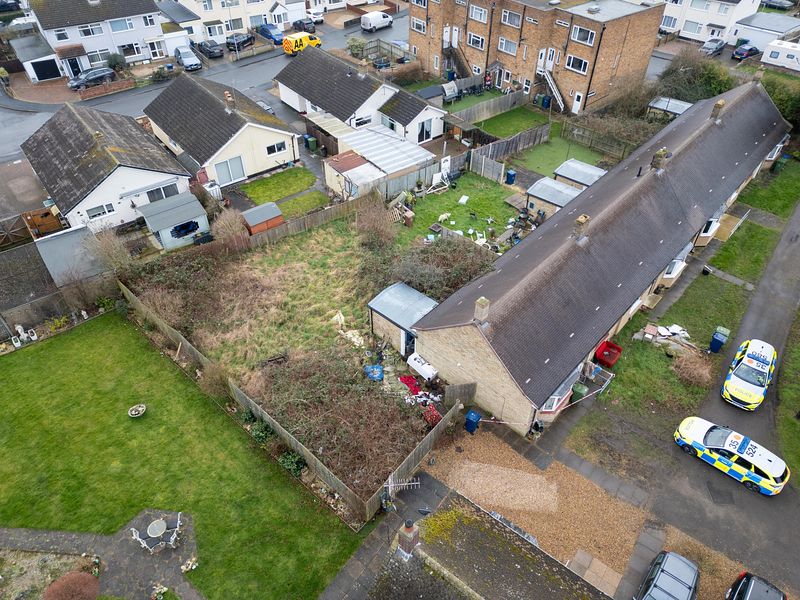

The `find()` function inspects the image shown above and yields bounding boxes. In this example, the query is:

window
[503,69,511,82]
[498,37,517,55]
[266,141,287,155]
[469,5,487,22]
[526,16,538,24]
[143,14,156,27]
[87,49,111,66]
[202,0,213,9]
[472,64,482,74]
[250,15,265,26]
[78,23,103,37]
[667,0,682,4]
[148,40,166,58]
[690,0,709,9]
[226,18,244,31]
[501,9,521,27]
[214,156,245,185]
[109,18,133,32]
[412,45,417,55]
[717,3,729,13]
[571,25,595,45]
[185,26,194,35]
[788,53,796,59]
[700,219,719,236]
[664,259,683,277]
[467,32,485,50]
[272,12,287,24]
[769,50,780,59]
[118,43,142,58]
[54,28,68,41]
[565,54,588,74]
[587,90,596,97]
[683,20,702,34]
[523,78,531,93]
[221,0,240,5]
[146,183,180,202]
[433,54,439,70]
[381,114,396,131]
[354,116,372,127]
[411,0,427,6]
[555,19,569,27]
[86,203,115,219]
[411,17,426,33]
[661,15,678,29]
[207,24,224,36]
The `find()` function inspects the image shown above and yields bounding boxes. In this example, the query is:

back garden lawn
[0,315,362,600]
[511,122,605,177]
[736,160,800,219]
[475,106,549,138]
[239,167,316,205]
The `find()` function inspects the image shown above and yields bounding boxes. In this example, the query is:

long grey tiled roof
[274,46,381,122]
[415,83,789,407]
[30,0,158,30]
[144,74,293,166]
[21,105,189,215]
[379,88,432,127]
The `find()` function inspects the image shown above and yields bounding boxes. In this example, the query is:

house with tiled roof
[144,74,300,186]
[412,83,790,435]
[275,46,446,145]
[21,104,190,231]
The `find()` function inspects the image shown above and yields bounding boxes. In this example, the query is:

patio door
[148,40,166,59]
[546,47,556,71]
[66,57,81,78]
[417,119,432,143]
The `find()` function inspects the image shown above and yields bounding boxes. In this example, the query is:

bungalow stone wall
[371,310,403,354]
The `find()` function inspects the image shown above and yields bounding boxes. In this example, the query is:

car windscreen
[704,425,731,447]
[733,362,767,387]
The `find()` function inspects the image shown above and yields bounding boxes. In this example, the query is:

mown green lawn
[737,160,800,219]
[279,190,329,219]
[475,106,549,138]
[0,316,361,600]
[395,173,516,247]
[511,122,605,177]
[402,79,441,92]
[709,220,781,282]
[778,311,800,479]
[445,89,503,113]
[240,167,316,205]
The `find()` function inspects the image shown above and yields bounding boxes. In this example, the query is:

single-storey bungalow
[647,97,694,120]
[275,46,446,146]
[525,178,581,214]
[241,202,285,235]
[735,12,800,51]
[144,74,300,187]
[553,159,607,190]
[368,282,438,357]
[21,104,191,232]
[137,191,209,250]
[413,83,790,435]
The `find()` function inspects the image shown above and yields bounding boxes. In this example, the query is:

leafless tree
[59,265,95,311]
[84,227,133,273]
[357,197,396,250]
[211,208,249,253]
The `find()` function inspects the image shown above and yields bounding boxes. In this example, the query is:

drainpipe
[583,23,606,110]
[484,1,496,73]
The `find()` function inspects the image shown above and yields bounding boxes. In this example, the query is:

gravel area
[426,431,645,573]
[0,549,82,599]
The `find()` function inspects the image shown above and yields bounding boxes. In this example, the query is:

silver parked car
[174,46,202,71]
[635,552,699,600]
[699,38,726,56]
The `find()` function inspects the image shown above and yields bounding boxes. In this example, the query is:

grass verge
[511,121,605,177]
[777,310,800,478]
[736,160,800,219]
[0,315,361,600]
[279,190,328,219]
[240,167,316,205]
[709,220,780,282]
[475,106,549,138]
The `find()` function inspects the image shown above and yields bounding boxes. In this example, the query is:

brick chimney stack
[710,99,725,120]
[474,296,490,323]
[224,90,235,112]
[397,519,419,560]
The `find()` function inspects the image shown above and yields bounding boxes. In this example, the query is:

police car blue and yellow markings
[721,339,777,410]
[674,416,790,495]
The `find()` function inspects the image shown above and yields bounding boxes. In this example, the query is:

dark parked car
[257,22,283,43]
[761,0,794,9]
[196,40,224,58]
[293,18,316,33]
[732,44,760,60]
[372,56,391,69]
[0,0,20,12]
[699,37,726,56]
[726,572,786,600]
[635,552,699,600]
[226,33,255,51]
[67,67,117,90]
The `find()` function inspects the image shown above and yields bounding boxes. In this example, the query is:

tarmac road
[653,200,800,592]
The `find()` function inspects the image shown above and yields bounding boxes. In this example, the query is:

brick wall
[78,78,136,100]
[371,310,403,352]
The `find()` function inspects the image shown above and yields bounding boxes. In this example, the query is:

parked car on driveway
[0,0,20,12]
[293,18,316,33]
[732,44,760,60]
[699,37,726,56]
[67,67,116,90]
[635,552,699,600]
[226,33,255,51]
[257,23,284,44]
[174,46,202,71]
[196,40,224,58]
[761,0,794,9]
[726,572,786,600]
[307,9,324,23]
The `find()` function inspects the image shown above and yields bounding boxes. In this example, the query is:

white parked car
[307,9,324,24]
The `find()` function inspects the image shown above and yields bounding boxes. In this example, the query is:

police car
[674,416,790,495]
[721,339,776,410]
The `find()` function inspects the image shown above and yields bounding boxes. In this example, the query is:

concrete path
[708,265,755,290]
[0,509,203,600]
[730,202,785,230]
[613,522,666,600]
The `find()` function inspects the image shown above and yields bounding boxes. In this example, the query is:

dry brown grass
[671,350,715,388]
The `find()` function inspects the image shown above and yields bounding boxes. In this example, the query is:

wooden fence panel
[0,215,32,249]
[560,123,631,160]
[452,90,527,124]
[444,382,477,408]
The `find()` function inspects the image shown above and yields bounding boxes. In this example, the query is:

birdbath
[128,404,147,418]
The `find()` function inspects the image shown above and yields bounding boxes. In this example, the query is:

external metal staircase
[542,69,565,112]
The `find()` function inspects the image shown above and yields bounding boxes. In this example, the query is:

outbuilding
[647,97,694,120]
[735,13,800,51]
[10,35,61,82]
[368,282,438,357]
[761,40,800,72]
[241,202,285,235]
[525,178,581,214]
[137,191,209,250]
[553,159,607,190]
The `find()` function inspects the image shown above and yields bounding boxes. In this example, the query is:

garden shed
[553,159,607,190]
[525,178,581,214]
[647,97,693,120]
[368,282,438,357]
[241,202,284,235]
[137,192,208,250]
[324,150,387,200]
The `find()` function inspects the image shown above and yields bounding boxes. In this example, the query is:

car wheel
[743,481,760,493]
[681,444,696,456]
[78,84,86,91]
[371,26,376,32]
[103,76,112,83]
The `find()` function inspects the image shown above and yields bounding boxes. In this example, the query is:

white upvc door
[442,25,450,49]
[572,91,583,114]
[451,26,459,47]
[546,47,555,71]
[537,48,545,74]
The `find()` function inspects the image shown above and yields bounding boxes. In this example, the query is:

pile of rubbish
[633,323,698,355]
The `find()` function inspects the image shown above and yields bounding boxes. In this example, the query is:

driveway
[652,200,800,592]
[0,158,48,218]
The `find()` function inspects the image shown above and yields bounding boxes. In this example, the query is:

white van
[360,12,393,32]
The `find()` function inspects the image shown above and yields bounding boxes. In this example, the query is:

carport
[10,35,62,83]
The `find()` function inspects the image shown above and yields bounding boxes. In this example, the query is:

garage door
[31,59,60,81]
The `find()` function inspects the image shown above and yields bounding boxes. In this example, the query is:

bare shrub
[191,181,221,218]
[43,571,100,600]
[598,76,661,120]
[357,198,396,250]
[59,265,96,311]
[658,49,736,103]
[211,208,249,253]
[671,351,715,388]
[138,286,185,330]
[198,362,231,399]
[84,228,133,273]
[391,62,423,86]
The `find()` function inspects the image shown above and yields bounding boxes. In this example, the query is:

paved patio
[8,72,79,104]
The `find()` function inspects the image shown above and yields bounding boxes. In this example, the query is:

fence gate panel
[0,215,32,249]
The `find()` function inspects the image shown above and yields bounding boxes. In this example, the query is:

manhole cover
[706,481,734,505]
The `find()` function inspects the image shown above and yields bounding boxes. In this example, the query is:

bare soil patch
[0,550,83,600]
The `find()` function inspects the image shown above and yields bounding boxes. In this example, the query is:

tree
[106,53,126,72]
[346,37,366,58]
[762,73,800,129]
[59,265,96,311]
[211,208,249,252]
[357,197,396,251]
[43,571,100,600]
[658,49,736,103]
[84,227,133,274]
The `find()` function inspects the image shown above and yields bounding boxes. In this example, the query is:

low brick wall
[78,78,135,100]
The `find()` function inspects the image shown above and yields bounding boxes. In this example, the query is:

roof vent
[357,72,366,80]
[548,0,561,5]
[88,0,100,5]
[587,3,601,12]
